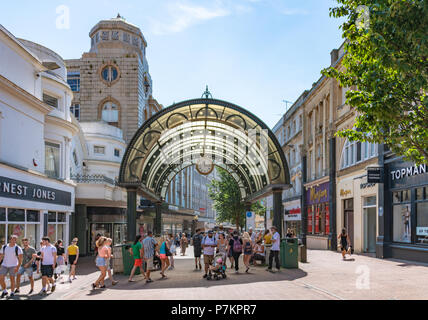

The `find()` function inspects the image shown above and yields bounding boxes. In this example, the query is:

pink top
[98,246,109,258]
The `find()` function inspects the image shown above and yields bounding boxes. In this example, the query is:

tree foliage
[208,168,265,229]
[322,0,428,164]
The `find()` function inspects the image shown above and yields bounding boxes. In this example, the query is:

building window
[70,104,80,120]
[0,208,41,248]
[101,31,109,41]
[43,93,58,108]
[112,31,119,40]
[45,142,60,178]
[123,32,130,43]
[67,72,80,92]
[47,212,66,243]
[393,190,411,243]
[101,65,119,83]
[101,101,119,126]
[95,32,99,43]
[94,146,105,155]
[132,36,139,47]
[341,140,378,169]
[114,149,120,157]
[416,187,428,245]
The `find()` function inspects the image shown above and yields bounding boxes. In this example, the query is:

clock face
[196,156,214,175]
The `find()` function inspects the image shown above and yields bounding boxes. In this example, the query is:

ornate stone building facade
[65,15,162,143]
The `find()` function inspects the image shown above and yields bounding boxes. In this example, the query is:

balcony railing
[71,174,117,186]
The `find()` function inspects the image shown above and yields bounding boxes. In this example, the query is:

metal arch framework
[118,98,291,203]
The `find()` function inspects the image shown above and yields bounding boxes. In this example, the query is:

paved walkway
[3,247,428,300]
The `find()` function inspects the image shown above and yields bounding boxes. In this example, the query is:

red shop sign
[307,208,312,233]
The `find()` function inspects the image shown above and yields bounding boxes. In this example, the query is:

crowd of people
[0,225,298,297]
[0,235,80,298]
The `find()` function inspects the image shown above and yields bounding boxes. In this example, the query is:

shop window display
[393,201,411,243]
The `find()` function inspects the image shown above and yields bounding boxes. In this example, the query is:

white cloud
[150,2,230,35]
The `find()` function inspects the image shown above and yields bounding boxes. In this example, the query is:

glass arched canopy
[118,98,290,202]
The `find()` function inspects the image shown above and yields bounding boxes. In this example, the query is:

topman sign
[390,164,426,181]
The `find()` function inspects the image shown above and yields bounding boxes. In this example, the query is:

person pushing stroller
[207,253,227,280]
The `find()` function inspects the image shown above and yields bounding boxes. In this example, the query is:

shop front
[382,160,428,262]
[283,199,301,238]
[336,172,378,254]
[0,164,74,249]
[305,181,330,249]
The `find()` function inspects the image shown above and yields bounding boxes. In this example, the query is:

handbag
[165,242,172,256]
[31,261,37,272]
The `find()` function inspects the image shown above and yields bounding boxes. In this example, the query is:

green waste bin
[280,238,298,269]
[122,243,141,276]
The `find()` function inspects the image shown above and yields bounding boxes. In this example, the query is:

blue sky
[1,0,345,128]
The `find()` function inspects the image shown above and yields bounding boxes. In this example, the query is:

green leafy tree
[208,168,265,229]
[322,0,427,164]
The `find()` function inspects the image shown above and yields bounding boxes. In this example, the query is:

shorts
[204,255,214,265]
[134,258,143,267]
[41,265,54,277]
[69,255,77,265]
[95,257,106,267]
[0,266,17,276]
[194,248,202,258]
[145,257,154,270]
[56,256,64,265]
[18,266,34,277]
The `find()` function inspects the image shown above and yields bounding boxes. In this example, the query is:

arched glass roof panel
[119,98,290,201]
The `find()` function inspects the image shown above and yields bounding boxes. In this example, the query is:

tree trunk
[235,212,240,230]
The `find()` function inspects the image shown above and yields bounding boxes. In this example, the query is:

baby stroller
[207,253,227,280]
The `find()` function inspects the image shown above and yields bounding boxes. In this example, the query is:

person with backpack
[192,229,203,271]
[201,230,217,278]
[15,238,36,295]
[228,230,243,273]
[0,235,23,298]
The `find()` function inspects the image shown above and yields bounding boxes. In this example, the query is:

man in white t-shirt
[0,235,23,298]
[37,237,57,295]
[267,226,281,272]
[201,230,217,278]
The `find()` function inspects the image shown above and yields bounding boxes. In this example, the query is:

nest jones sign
[0,176,71,206]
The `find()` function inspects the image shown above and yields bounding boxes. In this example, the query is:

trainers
[1,291,7,299]
[51,285,56,293]
[235,270,239,274]
[39,290,47,296]
[9,292,15,298]
[14,288,20,294]
[146,278,153,283]
[28,289,33,295]
[112,280,119,285]
[203,274,208,278]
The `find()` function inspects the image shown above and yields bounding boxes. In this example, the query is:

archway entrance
[118,90,290,240]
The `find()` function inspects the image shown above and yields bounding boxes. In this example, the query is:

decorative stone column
[154,202,162,237]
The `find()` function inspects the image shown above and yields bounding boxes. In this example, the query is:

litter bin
[280,238,298,269]
[122,243,141,276]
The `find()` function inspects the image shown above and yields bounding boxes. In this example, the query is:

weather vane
[202,85,213,99]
